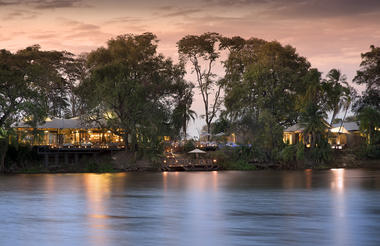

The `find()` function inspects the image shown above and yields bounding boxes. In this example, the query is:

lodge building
[14,117,125,149]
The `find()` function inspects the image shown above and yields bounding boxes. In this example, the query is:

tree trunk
[130,129,138,153]
[207,122,211,142]
[183,119,187,141]
[0,138,8,173]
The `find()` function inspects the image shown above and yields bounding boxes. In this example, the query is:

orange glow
[331,168,345,191]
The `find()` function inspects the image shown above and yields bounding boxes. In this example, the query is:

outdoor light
[213,159,217,163]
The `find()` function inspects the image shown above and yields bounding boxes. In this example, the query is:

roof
[13,117,98,129]
[331,121,359,132]
[188,148,206,154]
[284,123,305,133]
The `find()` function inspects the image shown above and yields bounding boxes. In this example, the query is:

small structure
[188,148,206,158]
[329,122,364,148]
[283,123,306,145]
[283,121,365,149]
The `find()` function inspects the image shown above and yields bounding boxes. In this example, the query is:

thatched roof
[13,117,99,129]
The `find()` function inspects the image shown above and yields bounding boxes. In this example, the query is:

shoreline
[3,159,379,175]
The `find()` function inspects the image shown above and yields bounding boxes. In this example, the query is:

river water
[0,169,380,246]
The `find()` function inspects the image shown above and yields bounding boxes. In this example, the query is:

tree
[354,45,380,91]
[17,45,86,119]
[353,45,380,145]
[80,33,185,153]
[357,107,380,145]
[221,37,311,155]
[172,81,196,140]
[0,48,52,172]
[322,69,350,125]
[177,32,223,141]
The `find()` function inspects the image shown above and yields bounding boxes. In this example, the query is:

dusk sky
[1,0,379,135]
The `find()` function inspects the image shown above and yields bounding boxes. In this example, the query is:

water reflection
[0,170,379,246]
[331,168,345,192]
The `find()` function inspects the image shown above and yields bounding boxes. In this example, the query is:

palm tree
[172,83,197,140]
[324,69,348,126]
[300,103,328,148]
[338,83,357,133]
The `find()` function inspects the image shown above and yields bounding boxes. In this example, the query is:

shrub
[296,143,305,161]
[365,144,380,159]
[280,145,296,162]
[183,140,196,152]
[86,161,114,173]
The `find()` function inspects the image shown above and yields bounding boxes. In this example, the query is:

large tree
[80,33,186,152]
[177,32,223,140]
[0,48,56,172]
[322,69,353,125]
[221,37,311,153]
[353,45,380,144]
[17,45,86,119]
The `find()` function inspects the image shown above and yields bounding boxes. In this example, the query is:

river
[0,169,380,246]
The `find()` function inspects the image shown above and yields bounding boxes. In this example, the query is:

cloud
[0,0,86,9]
[0,0,19,6]
[207,0,380,19]
[161,8,202,17]
[105,17,144,25]
[33,0,85,9]
[2,10,38,20]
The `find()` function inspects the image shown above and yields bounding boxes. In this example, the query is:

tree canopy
[80,33,188,152]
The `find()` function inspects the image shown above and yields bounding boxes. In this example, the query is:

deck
[161,158,220,171]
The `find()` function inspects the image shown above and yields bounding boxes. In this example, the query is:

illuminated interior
[15,127,125,148]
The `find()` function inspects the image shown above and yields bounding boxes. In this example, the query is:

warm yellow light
[213,159,217,163]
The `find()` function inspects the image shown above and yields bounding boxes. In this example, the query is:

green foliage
[222,160,257,170]
[306,139,332,164]
[353,45,380,151]
[280,145,296,162]
[81,33,188,151]
[208,148,257,170]
[171,81,196,140]
[296,143,305,161]
[222,37,312,160]
[183,140,196,152]
[85,161,114,173]
[365,145,380,159]
[177,32,223,139]
[357,107,380,145]
[211,115,231,135]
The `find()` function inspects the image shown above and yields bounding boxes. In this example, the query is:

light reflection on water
[0,169,380,246]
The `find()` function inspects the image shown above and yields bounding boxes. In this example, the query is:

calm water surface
[1,169,380,246]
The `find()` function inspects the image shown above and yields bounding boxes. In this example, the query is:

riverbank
[6,157,380,174]
[2,148,380,174]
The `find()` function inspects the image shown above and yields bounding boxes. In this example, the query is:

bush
[365,144,380,159]
[222,160,257,170]
[183,140,196,152]
[280,145,296,162]
[86,161,114,173]
[306,139,331,164]
[296,143,305,161]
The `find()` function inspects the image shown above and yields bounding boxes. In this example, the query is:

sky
[1,0,379,137]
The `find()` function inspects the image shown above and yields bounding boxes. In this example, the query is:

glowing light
[331,168,345,191]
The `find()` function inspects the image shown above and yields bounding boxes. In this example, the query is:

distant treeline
[0,32,379,171]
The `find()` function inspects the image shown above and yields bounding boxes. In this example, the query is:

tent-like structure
[188,148,206,158]
[188,148,206,154]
